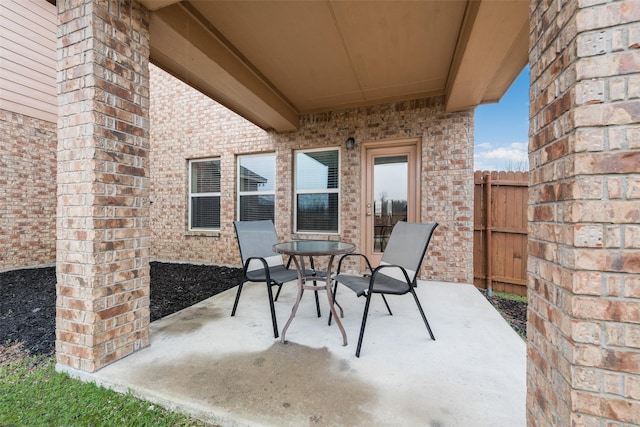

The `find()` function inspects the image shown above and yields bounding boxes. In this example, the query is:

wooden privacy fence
[474,171,529,296]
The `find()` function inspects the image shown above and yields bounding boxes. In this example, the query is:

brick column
[528,0,640,425]
[56,0,150,372]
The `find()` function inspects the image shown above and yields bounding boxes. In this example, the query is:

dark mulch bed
[1,262,526,361]
[1,262,242,357]
[0,267,57,356]
[148,262,243,322]
[480,289,528,337]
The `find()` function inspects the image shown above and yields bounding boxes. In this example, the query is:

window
[189,158,221,230]
[294,148,340,233]
[238,153,275,221]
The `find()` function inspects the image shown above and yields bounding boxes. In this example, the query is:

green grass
[0,352,211,427]
[492,290,527,304]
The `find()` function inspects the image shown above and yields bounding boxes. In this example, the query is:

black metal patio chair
[232,220,321,338]
[332,221,438,357]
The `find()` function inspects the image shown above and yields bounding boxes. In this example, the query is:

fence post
[484,173,493,296]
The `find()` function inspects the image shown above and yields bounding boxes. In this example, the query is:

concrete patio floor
[60,280,526,427]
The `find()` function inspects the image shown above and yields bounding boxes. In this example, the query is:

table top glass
[272,240,356,256]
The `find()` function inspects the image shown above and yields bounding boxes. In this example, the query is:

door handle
[366,212,372,216]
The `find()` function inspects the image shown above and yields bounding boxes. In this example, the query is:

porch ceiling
[139,0,529,132]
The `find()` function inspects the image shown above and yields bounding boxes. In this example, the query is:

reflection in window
[373,155,408,251]
[189,158,221,230]
[295,149,339,233]
[238,153,275,221]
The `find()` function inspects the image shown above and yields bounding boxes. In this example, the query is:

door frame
[360,137,421,268]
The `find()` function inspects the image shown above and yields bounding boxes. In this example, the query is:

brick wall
[149,63,271,266]
[0,110,57,271]
[528,0,640,425]
[56,0,150,372]
[150,65,474,283]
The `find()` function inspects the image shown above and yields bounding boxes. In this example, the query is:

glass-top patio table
[272,240,356,345]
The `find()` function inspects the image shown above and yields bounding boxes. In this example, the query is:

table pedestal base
[280,254,347,346]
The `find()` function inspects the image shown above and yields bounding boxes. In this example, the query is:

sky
[474,67,530,172]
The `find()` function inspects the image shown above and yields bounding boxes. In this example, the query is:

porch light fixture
[345,137,355,150]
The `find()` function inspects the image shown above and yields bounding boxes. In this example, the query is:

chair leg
[274,283,283,301]
[328,280,338,326]
[411,288,435,340]
[266,282,279,339]
[313,283,321,317]
[231,282,244,316]
[381,294,393,315]
[309,257,321,317]
[355,293,373,358]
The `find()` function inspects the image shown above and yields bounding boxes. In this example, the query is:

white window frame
[237,153,276,222]
[188,157,221,231]
[294,147,341,234]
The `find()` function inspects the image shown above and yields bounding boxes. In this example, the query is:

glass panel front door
[363,140,419,267]
[373,155,408,252]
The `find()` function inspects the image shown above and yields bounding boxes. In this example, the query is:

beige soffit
[444,0,530,112]
[140,0,528,132]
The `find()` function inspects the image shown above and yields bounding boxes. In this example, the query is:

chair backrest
[379,222,438,283]
[233,220,285,272]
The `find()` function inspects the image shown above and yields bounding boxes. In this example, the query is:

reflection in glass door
[373,156,408,252]
[363,141,419,267]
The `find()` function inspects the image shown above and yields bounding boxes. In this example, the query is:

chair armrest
[369,264,412,288]
[336,253,373,275]
[243,256,273,283]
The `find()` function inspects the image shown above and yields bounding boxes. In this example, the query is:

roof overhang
[139,0,529,131]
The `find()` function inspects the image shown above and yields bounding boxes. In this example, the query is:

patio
[60,280,526,427]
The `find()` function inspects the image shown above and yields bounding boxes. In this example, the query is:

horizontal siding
[2,3,56,47]
[2,59,56,97]
[2,86,56,122]
[0,0,56,122]
[2,39,55,76]
[2,14,56,60]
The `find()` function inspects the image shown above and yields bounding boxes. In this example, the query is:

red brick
[625,276,640,298]
[55,0,151,373]
[529,1,640,424]
[572,390,640,424]
[0,110,57,271]
[575,346,640,374]
[575,151,640,174]
[572,296,640,323]
[568,201,640,223]
[627,376,640,399]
